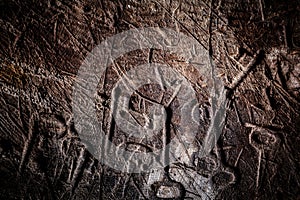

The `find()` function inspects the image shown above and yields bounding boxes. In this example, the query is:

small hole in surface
[84,5,91,12]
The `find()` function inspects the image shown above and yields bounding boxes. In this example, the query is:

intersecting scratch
[155,0,208,50]
[228,50,264,91]
[246,122,281,190]
[271,81,300,114]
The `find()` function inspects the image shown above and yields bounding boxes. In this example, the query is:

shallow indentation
[151,180,185,199]
[125,142,152,153]
[250,129,278,150]
[156,185,182,199]
[195,156,218,177]
[211,171,235,188]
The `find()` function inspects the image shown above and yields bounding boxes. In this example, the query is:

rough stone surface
[0,0,300,199]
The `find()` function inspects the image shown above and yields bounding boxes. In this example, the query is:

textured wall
[0,0,299,199]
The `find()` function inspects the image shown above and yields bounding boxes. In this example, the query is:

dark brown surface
[0,0,300,199]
